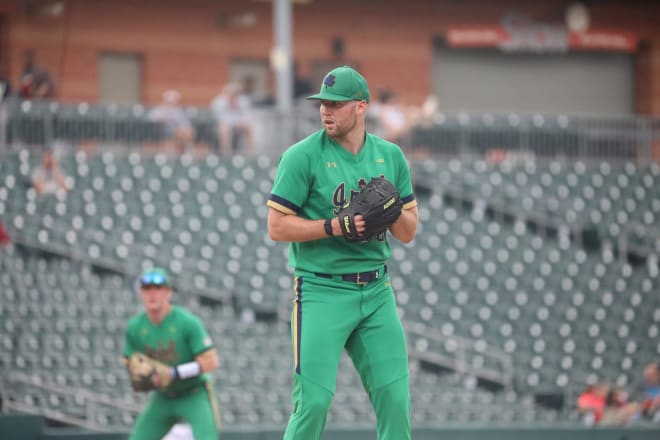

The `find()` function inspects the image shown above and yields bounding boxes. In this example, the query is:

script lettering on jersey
[331,177,388,242]
[332,176,386,215]
[332,180,365,215]
[143,340,179,364]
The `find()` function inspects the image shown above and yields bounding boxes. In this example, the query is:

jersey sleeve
[187,314,214,357]
[394,147,417,209]
[267,147,311,215]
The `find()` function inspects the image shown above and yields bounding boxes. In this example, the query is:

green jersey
[268,129,416,274]
[124,305,214,394]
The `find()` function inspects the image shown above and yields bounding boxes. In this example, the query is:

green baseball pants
[129,382,220,440]
[283,269,411,440]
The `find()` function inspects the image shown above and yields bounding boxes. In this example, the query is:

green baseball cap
[307,66,370,103]
[139,267,171,287]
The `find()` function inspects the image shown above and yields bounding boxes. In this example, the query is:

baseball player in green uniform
[267,66,419,440]
[123,268,221,440]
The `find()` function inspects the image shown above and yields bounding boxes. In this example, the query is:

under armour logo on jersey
[324,74,336,87]
[326,161,337,168]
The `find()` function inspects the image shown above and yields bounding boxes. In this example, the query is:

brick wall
[1,0,659,114]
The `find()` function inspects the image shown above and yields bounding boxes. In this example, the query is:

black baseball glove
[337,176,403,242]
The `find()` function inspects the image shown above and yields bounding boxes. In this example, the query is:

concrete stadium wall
[2,415,660,440]
[0,0,659,114]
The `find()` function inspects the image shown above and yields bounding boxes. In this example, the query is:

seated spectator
[600,387,640,425]
[241,74,272,107]
[638,362,660,421]
[210,82,255,156]
[577,383,608,425]
[368,88,411,143]
[19,49,55,100]
[293,61,313,100]
[417,93,439,126]
[31,149,70,195]
[0,220,10,247]
[0,70,12,100]
[149,89,195,154]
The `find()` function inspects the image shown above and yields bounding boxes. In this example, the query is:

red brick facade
[0,0,659,114]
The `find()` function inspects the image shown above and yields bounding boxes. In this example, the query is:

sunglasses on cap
[140,272,170,287]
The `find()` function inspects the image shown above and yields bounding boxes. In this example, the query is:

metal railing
[2,97,659,162]
[400,111,660,163]
[0,98,318,159]
[7,225,234,305]
[1,371,142,432]
[405,321,514,389]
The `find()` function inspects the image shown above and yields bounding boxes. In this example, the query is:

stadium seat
[2,149,659,428]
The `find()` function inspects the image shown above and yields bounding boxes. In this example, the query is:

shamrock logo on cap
[323,74,336,88]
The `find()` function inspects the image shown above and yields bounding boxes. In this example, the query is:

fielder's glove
[338,176,403,242]
[125,352,172,392]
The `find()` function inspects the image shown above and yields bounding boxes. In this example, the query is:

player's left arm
[187,313,218,375]
[388,149,418,244]
[390,205,418,244]
[153,347,218,387]
[161,315,218,383]
[195,348,219,373]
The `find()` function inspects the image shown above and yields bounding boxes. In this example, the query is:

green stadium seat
[3,150,660,427]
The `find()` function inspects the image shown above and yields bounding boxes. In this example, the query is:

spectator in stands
[577,383,608,425]
[419,93,439,123]
[240,74,271,107]
[0,220,11,247]
[149,89,195,154]
[19,49,55,100]
[31,149,70,195]
[637,361,660,421]
[293,61,313,100]
[368,88,411,143]
[210,82,255,156]
[0,69,12,100]
[600,387,640,425]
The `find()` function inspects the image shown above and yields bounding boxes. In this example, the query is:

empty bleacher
[1,116,659,432]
